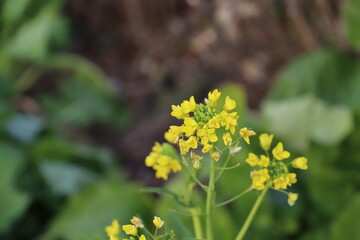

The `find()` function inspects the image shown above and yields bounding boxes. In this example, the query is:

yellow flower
[180,96,197,113]
[223,96,236,111]
[202,144,213,153]
[272,142,290,160]
[139,234,146,240]
[153,216,164,228]
[130,216,144,228]
[205,89,221,107]
[197,127,218,144]
[211,151,220,161]
[246,153,259,167]
[183,118,198,137]
[122,224,138,236]
[286,173,297,186]
[291,157,308,170]
[250,169,270,190]
[222,133,232,146]
[110,236,119,240]
[171,105,188,119]
[259,133,273,151]
[240,128,256,144]
[193,159,200,169]
[273,176,288,189]
[105,219,120,237]
[190,152,203,160]
[258,155,270,167]
[288,193,298,206]
[164,126,183,144]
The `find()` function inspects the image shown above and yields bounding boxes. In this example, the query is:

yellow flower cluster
[105,216,165,240]
[145,142,181,180]
[164,89,255,168]
[246,133,308,206]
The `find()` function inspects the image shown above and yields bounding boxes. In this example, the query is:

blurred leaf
[140,187,190,207]
[307,165,355,216]
[1,0,32,34]
[332,194,360,240]
[31,137,76,161]
[0,144,30,232]
[41,179,152,240]
[268,49,360,109]
[3,1,67,61]
[41,80,116,127]
[4,113,44,143]
[45,54,112,95]
[262,96,353,151]
[343,0,360,51]
[39,162,98,196]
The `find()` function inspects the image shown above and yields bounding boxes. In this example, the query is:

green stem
[235,183,270,240]
[206,158,216,240]
[181,156,208,191]
[189,208,204,239]
[215,152,232,182]
[215,188,252,207]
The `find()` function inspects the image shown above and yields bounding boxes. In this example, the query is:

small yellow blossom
[273,176,288,189]
[193,159,200,169]
[223,96,236,111]
[250,169,270,190]
[259,133,273,151]
[246,153,259,167]
[183,118,198,137]
[171,105,188,119]
[153,216,164,228]
[292,157,308,170]
[272,142,290,160]
[240,128,256,144]
[190,152,203,160]
[197,127,218,144]
[211,151,220,161]
[180,96,197,113]
[205,89,221,107]
[110,236,119,240]
[286,173,297,186]
[130,216,144,228]
[139,235,146,240]
[258,155,270,167]
[222,133,232,146]
[122,225,138,236]
[202,144,213,153]
[105,220,121,237]
[288,193,298,206]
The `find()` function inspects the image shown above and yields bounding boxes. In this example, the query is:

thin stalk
[181,156,207,191]
[215,152,232,182]
[235,183,270,240]
[215,188,252,207]
[189,208,204,239]
[205,158,216,240]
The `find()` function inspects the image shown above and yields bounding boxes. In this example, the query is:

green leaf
[343,0,360,51]
[268,49,360,109]
[39,162,98,195]
[5,113,44,143]
[332,194,360,240]
[1,0,32,30]
[3,1,67,61]
[262,96,353,151]
[0,144,30,233]
[41,179,152,240]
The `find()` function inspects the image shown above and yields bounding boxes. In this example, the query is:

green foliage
[343,0,360,51]
[41,179,152,240]
[0,144,30,232]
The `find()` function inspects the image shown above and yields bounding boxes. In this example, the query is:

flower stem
[235,183,270,240]
[215,188,252,207]
[206,158,216,240]
[189,207,204,239]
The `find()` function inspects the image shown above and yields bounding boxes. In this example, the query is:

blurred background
[0,0,360,239]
